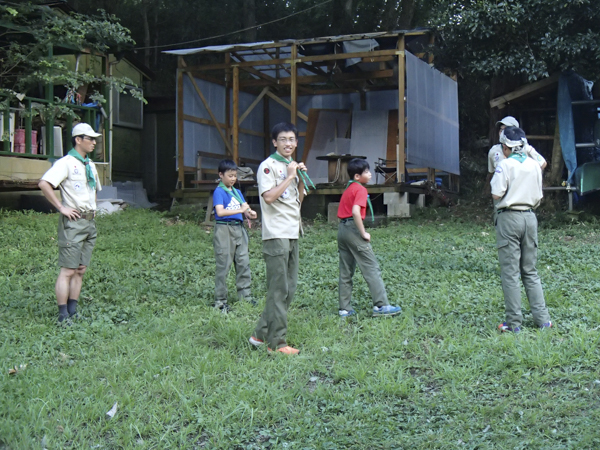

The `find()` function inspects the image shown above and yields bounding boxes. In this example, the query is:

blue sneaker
[498,322,521,333]
[539,321,552,329]
[372,305,401,317]
[339,309,356,318]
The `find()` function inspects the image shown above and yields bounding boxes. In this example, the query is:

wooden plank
[301,109,320,163]
[182,114,265,138]
[386,109,398,162]
[489,73,560,109]
[264,95,270,157]
[240,69,395,88]
[233,66,239,164]
[239,87,269,126]
[397,38,406,183]
[291,44,298,127]
[526,135,555,141]
[265,91,309,122]
[185,71,234,156]
[177,63,185,187]
[225,53,231,158]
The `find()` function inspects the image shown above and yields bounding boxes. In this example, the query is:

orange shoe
[267,346,300,355]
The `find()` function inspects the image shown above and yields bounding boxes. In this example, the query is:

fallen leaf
[106,402,118,418]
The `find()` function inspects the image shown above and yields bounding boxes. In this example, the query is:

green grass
[1,207,600,449]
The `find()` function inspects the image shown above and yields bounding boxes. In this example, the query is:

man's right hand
[287,161,298,178]
[59,206,81,221]
[361,232,371,242]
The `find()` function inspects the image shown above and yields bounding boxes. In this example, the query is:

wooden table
[316,154,366,184]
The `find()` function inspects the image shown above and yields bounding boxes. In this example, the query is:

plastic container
[13,129,38,154]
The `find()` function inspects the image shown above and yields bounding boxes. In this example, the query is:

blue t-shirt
[213,186,245,222]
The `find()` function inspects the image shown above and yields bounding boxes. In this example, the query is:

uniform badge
[264,168,270,174]
[494,152,500,162]
[281,188,290,199]
[73,166,80,175]
[74,182,82,191]
[495,167,503,174]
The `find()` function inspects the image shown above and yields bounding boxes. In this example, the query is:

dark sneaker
[248,336,264,347]
[539,321,553,329]
[372,305,402,317]
[58,317,72,327]
[498,322,521,333]
[215,303,230,314]
[240,295,257,306]
[338,309,356,318]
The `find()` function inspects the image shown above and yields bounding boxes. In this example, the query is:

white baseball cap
[72,123,102,138]
[496,116,519,128]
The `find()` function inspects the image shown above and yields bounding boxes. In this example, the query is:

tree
[430,0,600,82]
[0,2,141,116]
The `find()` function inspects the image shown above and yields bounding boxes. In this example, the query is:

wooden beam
[183,114,264,138]
[265,91,309,122]
[177,62,185,187]
[397,37,406,183]
[264,94,271,157]
[225,53,231,157]
[489,73,560,109]
[239,87,270,126]
[185,71,234,156]
[291,44,298,127]
[233,65,240,164]
[239,69,395,88]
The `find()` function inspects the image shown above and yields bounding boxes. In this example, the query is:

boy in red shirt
[337,159,402,317]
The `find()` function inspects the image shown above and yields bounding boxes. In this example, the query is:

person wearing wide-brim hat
[491,126,552,333]
[486,116,547,190]
[39,123,102,325]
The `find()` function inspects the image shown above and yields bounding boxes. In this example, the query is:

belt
[216,220,242,226]
[340,217,354,223]
[78,211,96,220]
[497,208,533,214]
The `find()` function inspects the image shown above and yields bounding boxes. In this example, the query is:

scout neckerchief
[269,153,316,190]
[346,180,374,222]
[508,152,527,163]
[68,149,96,190]
[218,181,244,205]
[216,181,251,227]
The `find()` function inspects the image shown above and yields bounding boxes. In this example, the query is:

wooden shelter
[166,30,460,217]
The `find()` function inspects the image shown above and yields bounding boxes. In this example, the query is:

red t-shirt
[338,182,368,220]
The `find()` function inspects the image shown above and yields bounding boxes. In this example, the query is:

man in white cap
[38,123,102,325]
[491,126,552,333]
[486,116,547,189]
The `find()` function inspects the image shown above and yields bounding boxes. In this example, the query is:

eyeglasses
[83,136,97,142]
[277,137,297,143]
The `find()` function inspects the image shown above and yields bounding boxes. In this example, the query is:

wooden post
[291,44,298,126]
[177,57,185,188]
[397,36,406,183]
[233,65,240,164]
[549,115,564,186]
[2,110,9,153]
[225,53,231,148]
[25,100,32,154]
[264,91,270,157]
[46,45,54,156]
[103,54,110,164]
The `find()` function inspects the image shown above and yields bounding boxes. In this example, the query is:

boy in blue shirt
[213,160,257,312]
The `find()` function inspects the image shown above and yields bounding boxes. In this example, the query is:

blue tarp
[557,71,599,185]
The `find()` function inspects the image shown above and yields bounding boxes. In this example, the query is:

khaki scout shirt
[257,156,301,240]
[488,143,546,173]
[491,155,542,211]
[41,155,102,211]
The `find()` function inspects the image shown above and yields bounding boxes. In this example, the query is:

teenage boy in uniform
[337,158,402,318]
[38,123,102,324]
[248,122,307,355]
[486,116,547,188]
[212,159,257,313]
[491,126,552,333]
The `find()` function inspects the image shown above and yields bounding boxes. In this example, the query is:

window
[112,86,143,129]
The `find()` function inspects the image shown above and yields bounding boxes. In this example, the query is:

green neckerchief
[218,181,245,206]
[346,180,374,222]
[269,153,316,190]
[509,152,527,163]
[68,149,96,191]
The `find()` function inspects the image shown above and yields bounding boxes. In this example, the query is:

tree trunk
[397,0,416,30]
[142,0,151,68]
[243,0,257,43]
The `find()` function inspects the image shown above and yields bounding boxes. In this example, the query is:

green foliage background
[1,208,600,448]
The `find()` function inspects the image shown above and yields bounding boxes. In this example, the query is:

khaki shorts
[57,215,97,269]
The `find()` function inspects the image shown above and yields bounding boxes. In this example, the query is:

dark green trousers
[338,219,388,311]
[213,223,251,307]
[253,238,299,349]
[495,210,550,328]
